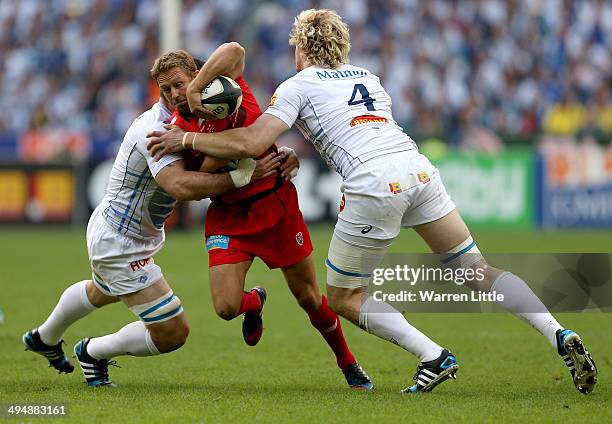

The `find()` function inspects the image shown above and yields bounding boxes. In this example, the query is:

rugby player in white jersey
[22,49,282,387]
[146,10,597,394]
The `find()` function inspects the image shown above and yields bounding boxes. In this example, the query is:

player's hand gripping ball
[200,76,243,119]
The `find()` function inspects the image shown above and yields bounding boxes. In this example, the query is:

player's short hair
[289,9,350,69]
[150,50,197,81]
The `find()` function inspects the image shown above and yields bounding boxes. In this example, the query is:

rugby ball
[200,76,243,119]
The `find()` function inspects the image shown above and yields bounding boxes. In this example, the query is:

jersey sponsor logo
[296,232,304,246]
[350,114,388,127]
[130,258,151,272]
[269,93,278,107]
[389,182,403,194]
[418,172,430,184]
[206,235,230,251]
[315,69,368,80]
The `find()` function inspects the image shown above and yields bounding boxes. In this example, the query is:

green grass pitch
[1,226,611,423]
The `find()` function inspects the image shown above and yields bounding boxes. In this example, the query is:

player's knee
[129,291,186,351]
[294,290,321,313]
[477,263,505,292]
[214,300,240,321]
[150,319,190,353]
[439,236,498,292]
[325,288,347,316]
[458,258,505,293]
[170,320,190,350]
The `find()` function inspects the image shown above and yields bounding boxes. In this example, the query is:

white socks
[359,296,443,362]
[36,280,161,360]
[491,272,563,348]
[87,321,160,360]
[38,280,96,346]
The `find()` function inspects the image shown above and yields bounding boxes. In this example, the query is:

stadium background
[0,0,610,422]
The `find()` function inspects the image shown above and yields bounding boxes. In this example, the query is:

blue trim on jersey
[441,241,476,264]
[326,258,372,278]
[124,169,146,178]
[138,295,175,319]
[107,204,142,224]
[118,167,151,232]
[141,306,183,323]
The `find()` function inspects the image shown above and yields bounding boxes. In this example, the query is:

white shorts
[86,205,165,296]
[335,150,455,243]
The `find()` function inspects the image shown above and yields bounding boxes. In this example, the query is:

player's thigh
[281,254,321,312]
[85,280,119,307]
[209,260,252,310]
[412,208,471,253]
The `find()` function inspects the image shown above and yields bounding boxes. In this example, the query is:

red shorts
[204,181,313,269]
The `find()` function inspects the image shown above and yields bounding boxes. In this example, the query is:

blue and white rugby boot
[74,338,117,387]
[401,349,458,393]
[23,328,74,373]
[556,329,597,394]
[343,363,374,391]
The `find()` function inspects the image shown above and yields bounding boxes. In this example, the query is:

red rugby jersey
[170,75,279,203]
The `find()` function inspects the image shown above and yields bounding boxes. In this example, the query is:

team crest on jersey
[296,232,304,246]
[350,115,388,127]
[418,172,430,184]
[206,235,230,251]
[269,93,278,107]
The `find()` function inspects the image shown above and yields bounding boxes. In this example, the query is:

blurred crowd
[0,0,611,147]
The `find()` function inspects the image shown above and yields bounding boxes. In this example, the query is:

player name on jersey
[315,69,368,79]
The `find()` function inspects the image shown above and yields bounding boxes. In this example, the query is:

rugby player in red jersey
[159,43,372,390]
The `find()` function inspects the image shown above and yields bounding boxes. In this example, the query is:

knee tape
[439,236,483,269]
[326,234,388,289]
[129,291,183,324]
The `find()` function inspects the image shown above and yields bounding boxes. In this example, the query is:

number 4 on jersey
[348,84,376,111]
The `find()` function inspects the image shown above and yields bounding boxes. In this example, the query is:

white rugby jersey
[265,64,417,178]
[100,101,182,239]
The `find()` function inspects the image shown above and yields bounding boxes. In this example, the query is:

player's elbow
[222,42,245,66]
[167,178,198,202]
[225,42,245,57]
[167,186,190,202]
[241,130,269,157]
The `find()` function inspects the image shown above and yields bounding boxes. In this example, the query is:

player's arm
[147,114,290,160]
[187,42,245,119]
[155,160,234,201]
[154,154,281,201]
[200,155,231,172]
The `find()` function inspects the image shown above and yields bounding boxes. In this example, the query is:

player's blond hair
[289,9,350,69]
[150,50,197,81]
